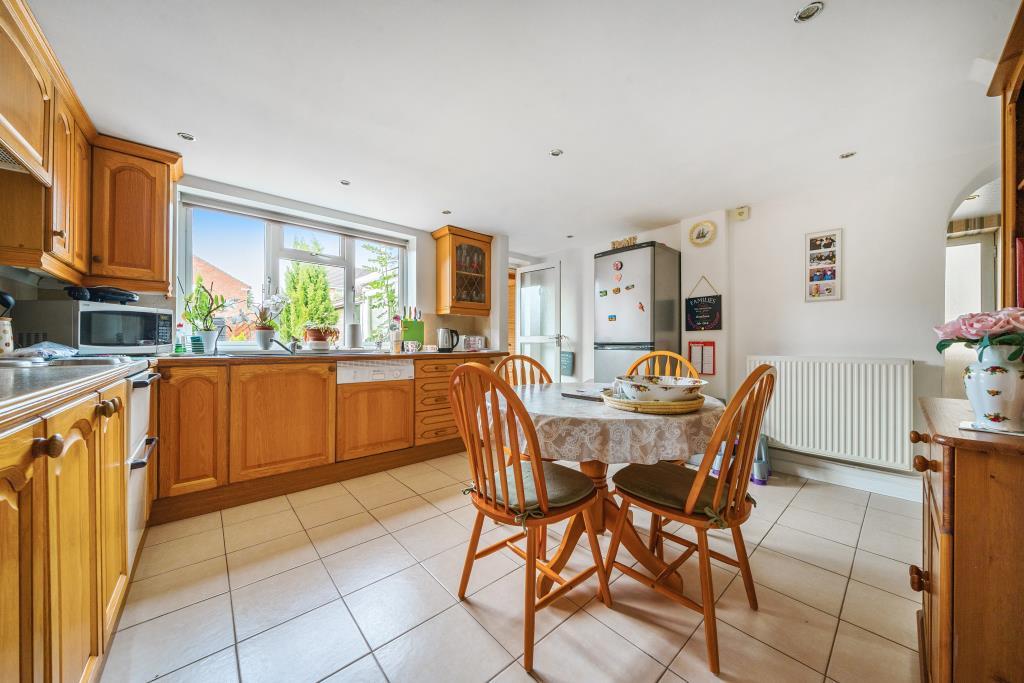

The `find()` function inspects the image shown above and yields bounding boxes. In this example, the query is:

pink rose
[960,313,998,340]
[997,308,1024,332]
[933,318,965,340]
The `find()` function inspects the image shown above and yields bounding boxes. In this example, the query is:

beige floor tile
[851,549,919,601]
[528,609,665,683]
[376,605,512,682]
[102,595,234,682]
[293,491,364,529]
[664,525,744,575]
[446,505,507,536]
[322,654,387,682]
[583,572,703,665]
[827,621,920,683]
[134,528,225,580]
[777,507,861,546]
[800,480,869,505]
[237,600,369,683]
[660,671,685,683]
[748,500,788,525]
[220,495,291,526]
[789,489,867,524]
[231,561,340,639]
[144,511,222,547]
[398,469,463,494]
[492,662,536,683]
[388,462,440,480]
[422,535,519,597]
[392,513,471,560]
[345,564,456,647]
[343,473,417,508]
[157,646,238,683]
[748,547,847,616]
[119,556,228,629]
[670,620,822,683]
[741,476,803,508]
[760,525,855,575]
[286,482,348,508]
[868,493,921,519]
[857,524,921,565]
[715,515,772,545]
[840,580,919,650]
[322,534,417,595]
[863,507,922,541]
[306,511,389,556]
[223,508,303,552]
[715,580,838,673]
[427,453,472,480]
[460,566,579,657]
[226,530,319,588]
[369,495,443,532]
[421,482,473,512]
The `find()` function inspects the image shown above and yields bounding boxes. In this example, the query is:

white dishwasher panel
[337,359,415,384]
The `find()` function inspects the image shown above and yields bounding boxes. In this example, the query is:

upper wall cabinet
[433,225,493,316]
[0,1,51,184]
[46,93,74,266]
[89,137,182,292]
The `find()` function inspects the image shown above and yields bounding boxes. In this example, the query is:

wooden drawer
[415,407,459,445]
[415,358,463,378]
[415,377,451,412]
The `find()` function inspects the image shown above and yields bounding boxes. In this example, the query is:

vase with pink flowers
[935,308,1024,432]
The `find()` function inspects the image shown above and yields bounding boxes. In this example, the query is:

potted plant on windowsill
[180,276,235,355]
[304,321,339,349]
[237,294,289,350]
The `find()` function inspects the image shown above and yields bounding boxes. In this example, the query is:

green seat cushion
[612,461,755,521]
[494,461,595,511]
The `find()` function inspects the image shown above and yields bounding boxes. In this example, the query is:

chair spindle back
[626,351,700,379]
[496,354,553,386]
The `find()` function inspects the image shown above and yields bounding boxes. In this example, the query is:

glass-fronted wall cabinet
[432,225,492,316]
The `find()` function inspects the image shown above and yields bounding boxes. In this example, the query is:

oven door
[78,303,174,355]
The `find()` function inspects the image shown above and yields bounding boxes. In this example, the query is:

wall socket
[728,205,751,221]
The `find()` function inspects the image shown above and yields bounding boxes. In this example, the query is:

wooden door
[71,122,91,272]
[46,95,74,266]
[158,366,229,497]
[337,380,414,460]
[0,419,45,683]
[97,381,127,644]
[43,394,102,683]
[229,363,336,481]
[90,147,169,283]
[0,3,51,183]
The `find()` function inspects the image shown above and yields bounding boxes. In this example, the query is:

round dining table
[512,382,725,593]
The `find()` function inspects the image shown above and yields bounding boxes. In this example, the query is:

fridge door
[594,343,654,383]
[594,246,654,344]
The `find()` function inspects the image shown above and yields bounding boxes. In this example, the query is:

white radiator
[746,356,914,471]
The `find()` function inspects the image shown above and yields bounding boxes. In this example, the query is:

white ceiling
[28,0,1017,254]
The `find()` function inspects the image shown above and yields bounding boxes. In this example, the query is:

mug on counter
[403,341,422,353]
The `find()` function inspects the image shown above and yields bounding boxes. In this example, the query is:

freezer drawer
[594,344,654,383]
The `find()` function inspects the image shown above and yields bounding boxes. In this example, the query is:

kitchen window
[180,203,406,346]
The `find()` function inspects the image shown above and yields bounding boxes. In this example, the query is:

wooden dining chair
[626,350,700,379]
[496,354,553,386]
[449,362,611,672]
[603,364,777,674]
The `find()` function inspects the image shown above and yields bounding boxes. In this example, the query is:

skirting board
[767,447,922,502]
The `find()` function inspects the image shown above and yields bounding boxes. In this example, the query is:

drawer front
[415,407,459,445]
[415,377,451,412]
[415,359,463,378]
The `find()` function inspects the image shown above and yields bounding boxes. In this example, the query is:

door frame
[515,261,562,382]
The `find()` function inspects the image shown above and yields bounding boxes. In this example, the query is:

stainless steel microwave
[13,300,174,355]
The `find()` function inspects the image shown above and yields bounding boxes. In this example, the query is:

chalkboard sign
[685,295,723,331]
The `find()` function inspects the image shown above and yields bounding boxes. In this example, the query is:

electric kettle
[437,328,459,353]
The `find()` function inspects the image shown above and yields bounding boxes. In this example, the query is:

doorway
[516,261,561,381]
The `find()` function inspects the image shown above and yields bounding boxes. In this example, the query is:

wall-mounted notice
[685,295,722,331]
[688,341,716,376]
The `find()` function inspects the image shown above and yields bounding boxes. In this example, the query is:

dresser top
[920,397,1024,454]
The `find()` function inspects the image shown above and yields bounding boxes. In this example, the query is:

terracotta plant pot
[305,328,328,343]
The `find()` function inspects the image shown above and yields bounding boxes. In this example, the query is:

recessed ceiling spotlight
[838,151,857,159]
[338,179,351,186]
[549,148,564,157]
[441,209,452,215]
[966,194,980,200]
[177,132,195,141]
[793,1,825,23]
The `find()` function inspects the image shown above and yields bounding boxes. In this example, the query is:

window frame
[178,200,407,348]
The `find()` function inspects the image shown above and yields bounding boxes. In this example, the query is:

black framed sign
[685,294,723,331]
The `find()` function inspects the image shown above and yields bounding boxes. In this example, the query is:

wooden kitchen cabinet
[229,363,336,481]
[412,357,495,445]
[72,121,91,272]
[96,381,127,644]
[42,394,102,683]
[433,225,493,316]
[337,380,414,460]
[0,419,46,683]
[0,0,51,183]
[159,365,229,497]
[47,93,75,267]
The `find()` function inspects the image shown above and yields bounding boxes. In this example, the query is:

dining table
[512,381,725,594]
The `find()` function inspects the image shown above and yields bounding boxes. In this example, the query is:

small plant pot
[253,328,275,351]
[305,328,329,343]
[196,329,221,355]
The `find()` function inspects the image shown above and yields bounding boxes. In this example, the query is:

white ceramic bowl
[614,375,708,402]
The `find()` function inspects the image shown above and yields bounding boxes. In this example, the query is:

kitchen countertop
[0,359,150,430]
[153,349,507,367]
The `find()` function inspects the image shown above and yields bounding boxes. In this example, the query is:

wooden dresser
[911,398,1024,682]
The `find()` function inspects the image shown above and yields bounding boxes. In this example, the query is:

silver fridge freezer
[593,242,680,382]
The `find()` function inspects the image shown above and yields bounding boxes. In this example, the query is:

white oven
[125,368,160,567]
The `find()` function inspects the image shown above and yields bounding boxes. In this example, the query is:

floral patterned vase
[964,345,1024,432]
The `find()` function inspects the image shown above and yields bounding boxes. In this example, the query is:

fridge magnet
[688,220,717,247]
[612,287,621,294]
[637,302,645,312]
[607,314,617,321]
[625,284,635,290]
[805,228,842,302]
[599,289,608,297]
[612,260,623,271]
[611,235,638,249]
[613,272,622,282]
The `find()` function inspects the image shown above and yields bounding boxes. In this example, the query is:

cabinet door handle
[908,431,930,444]
[110,396,123,413]
[32,434,65,458]
[909,565,930,592]
[97,400,115,418]
[52,229,66,239]
[912,455,940,473]
[92,255,102,263]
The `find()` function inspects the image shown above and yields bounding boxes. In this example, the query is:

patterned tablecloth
[513,382,725,464]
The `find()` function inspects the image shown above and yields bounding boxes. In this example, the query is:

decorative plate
[601,389,705,415]
[689,220,717,247]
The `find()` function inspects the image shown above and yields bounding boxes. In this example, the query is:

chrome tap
[271,338,298,355]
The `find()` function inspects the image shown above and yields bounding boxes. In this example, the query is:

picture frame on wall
[805,228,842,302]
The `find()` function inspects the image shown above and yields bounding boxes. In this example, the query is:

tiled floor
[102,454,923,683]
